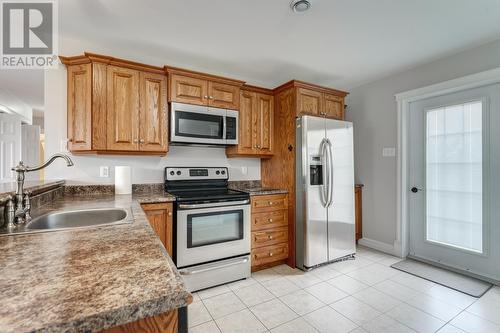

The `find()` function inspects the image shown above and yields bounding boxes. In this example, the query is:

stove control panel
[165,167,228,181]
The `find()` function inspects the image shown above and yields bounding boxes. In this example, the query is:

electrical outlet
[99,166,110,178]
[382,147,396,157]
[60,139,69,153]
[241,166,248,175]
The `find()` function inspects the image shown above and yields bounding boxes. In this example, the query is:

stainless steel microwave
[170,102,238,145]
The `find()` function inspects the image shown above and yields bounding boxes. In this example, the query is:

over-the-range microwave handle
[178,256,249,276]
[222,111,227,141]
[177,199,250,209]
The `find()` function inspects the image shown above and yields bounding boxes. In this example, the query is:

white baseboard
[358,238,399,257]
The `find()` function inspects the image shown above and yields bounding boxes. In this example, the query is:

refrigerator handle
[320,139,328,208]
[326,139,334,207]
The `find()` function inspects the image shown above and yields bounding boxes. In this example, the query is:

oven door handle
[178,256,249,276]
[177,199,250,209]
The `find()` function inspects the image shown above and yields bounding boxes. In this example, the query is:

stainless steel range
[165,167,251,291]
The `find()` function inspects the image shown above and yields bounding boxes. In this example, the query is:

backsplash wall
[43,66,261,184]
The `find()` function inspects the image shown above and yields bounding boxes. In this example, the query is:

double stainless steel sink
[1,208,133,236]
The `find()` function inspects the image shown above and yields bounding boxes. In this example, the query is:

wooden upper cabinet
[256,93,273,154]
[169,74,207,106]
[297,88,322,116]
[139,72,168,152]
[208,81,240,109]
[67,64,92,151]
[106,65,140,151]
[60,53,168,155]
[166,68,244,109]
[226,87,273,158]
[238,90,256,153]
[324,93,344,120]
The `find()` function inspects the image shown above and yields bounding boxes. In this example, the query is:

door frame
[395,67,500,259]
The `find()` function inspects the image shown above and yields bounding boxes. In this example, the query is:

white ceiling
[4,0,500,111]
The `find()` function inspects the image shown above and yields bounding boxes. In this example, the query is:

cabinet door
[139,72,168,152]
[208,81,240,109]
[142,203,173,256]
[324,93,344,119]
[355,186,362,242]
[297,88,322,116]
[106,65,140,151]
[239,90,256,153]
[67,64,92,151]
[256,93,273,154]
[170,74,208,106]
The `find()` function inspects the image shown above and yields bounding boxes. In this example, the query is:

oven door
[170,102,226,145]
[176,201,251,267]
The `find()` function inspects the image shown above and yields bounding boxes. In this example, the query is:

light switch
[382,147,396,157]
[99,166,110,178]
[241,166,248,175]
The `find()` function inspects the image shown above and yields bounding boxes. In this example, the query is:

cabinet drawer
[252,210,288,231]
[252,243,289,267]
[251,194,288,212]
[252,227,288,249]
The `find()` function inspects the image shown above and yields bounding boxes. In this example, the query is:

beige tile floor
[188,246,500,333]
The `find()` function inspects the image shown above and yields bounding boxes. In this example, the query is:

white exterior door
[0,113,21,183]
[409,84,500,281]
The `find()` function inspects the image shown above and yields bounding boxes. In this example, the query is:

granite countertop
[230,186,288,196]
[0,193,189,333]
[0,180,66,204]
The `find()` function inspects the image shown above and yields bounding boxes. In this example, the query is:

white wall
[346,38,500,250]
[43,65,260,184]
[0,89,32,124]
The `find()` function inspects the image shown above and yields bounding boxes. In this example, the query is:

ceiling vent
[290,0,311,13]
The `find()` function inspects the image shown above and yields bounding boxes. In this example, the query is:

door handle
[411,187,424,193]
[326,138,334,207]
[320,139,329,208]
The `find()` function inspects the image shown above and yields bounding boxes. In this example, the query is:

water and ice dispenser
[310,155,323,185]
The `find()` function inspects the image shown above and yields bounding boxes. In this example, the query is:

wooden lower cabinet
[250,194,290,271]
[141,202,173,256]
[252,243,289,267]
[355,184,363,242]
[103,309,179,333]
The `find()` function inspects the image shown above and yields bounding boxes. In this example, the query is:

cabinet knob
[209,96,214,99]
[268,235,273,240]
[168,211,172,216]
[268,201,273,205]
[139,139,145,143]
[268,218,273,223]
[204,95,208,99]
[133,139,138,143]
[269,252,273,257]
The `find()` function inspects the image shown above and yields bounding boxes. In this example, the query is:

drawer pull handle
[269,252,273,257]
[268,218,273,223]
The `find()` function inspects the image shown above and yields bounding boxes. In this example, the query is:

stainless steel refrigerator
[296,115,356,270]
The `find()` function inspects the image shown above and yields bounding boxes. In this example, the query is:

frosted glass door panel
[426,101,482,253]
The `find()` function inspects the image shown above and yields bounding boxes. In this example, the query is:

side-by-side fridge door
[297,116,329,268]
[325,119,356,261]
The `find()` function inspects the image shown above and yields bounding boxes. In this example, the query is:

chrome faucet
[3,154,74,229]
